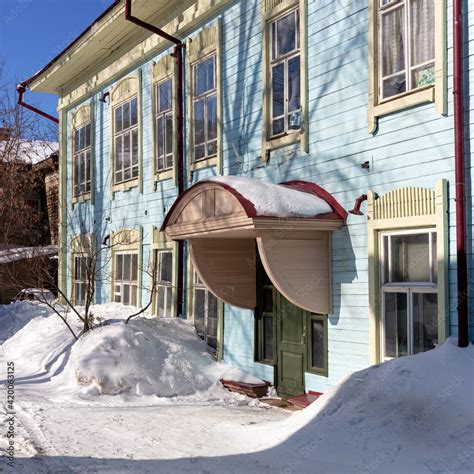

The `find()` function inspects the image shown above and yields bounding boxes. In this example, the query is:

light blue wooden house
[21,0,472,398]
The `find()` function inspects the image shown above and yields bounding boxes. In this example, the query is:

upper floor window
[379,0,435,101]
[270,8,301,138]
[113,97,139,184]
[155,79,173,172]
[73,123,91,197]
[192,55,217,162]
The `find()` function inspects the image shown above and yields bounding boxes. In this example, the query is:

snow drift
[56,315,262,398]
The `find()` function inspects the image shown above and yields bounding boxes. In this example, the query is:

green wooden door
[276,293,306,397]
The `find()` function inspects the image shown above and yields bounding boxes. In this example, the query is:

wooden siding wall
[62,0,473,393]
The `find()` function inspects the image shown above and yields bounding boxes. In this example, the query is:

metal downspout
[16,80,59,124]
[124,0,185,318]
[453,0,469,347]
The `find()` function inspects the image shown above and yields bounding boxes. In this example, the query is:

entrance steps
[287,391,322,409]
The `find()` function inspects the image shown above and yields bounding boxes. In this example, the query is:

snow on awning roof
[0,246,58,265]
[162,178,346,314]
[208,176,333,218]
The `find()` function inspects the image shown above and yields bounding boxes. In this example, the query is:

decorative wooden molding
[70,234,94,254]
[111,227,141,250]
[152,54,174,83]
[110,76,139,105]
[71,104,91,129]
[188,24,219,63]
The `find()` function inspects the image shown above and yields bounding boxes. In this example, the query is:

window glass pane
[271,63,284,118]
[123,101,130,130]
[157,290,165,317]
[207,94,217,141]
[130,97,138,126]
[410,0,435,67]
[382,235,390,283]
[384,292,408,358]
[413,292,438,353]
[391,233,430,282]
[123,254,131,281]
[123,133,131,181]
[131,129,139,166]
[115,106,122,133]
[131,285,137,307]
[158,80,172,112]
[74,130,79,152]
[272,118,285,136]
[160,251,173,283]
[311,319,325,369]
[157,116,164,160]
[116,254,123,281]
[85,124,91,148]
[166,287,173,315]
[276,11,297,57]
[165,113,173,157]
[381,6,406,98]
[207,292,218,349]
[115,135,123,175]
[194,99,205,145]
[263,315,274,360]
[194,289,205,336]
[123,284,130,305]
[85,151,91,191]
[288,55,301,114]
[194,56,215,96]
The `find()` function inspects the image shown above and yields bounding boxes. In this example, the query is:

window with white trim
[379,0,435,101]
[193,271,218,349]
[192,55,217,161]
[73,255,89,305]
[155,79,173,172]
[270,8,301,137]
[73,123,91,197]
[113,97,139,184]
[380,229,438,359]
[155,250,173,317]
[114,252,138,306]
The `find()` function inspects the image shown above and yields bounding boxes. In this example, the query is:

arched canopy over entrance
[161,177,347,314]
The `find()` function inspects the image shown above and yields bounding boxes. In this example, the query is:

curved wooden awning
[162,177,347,314]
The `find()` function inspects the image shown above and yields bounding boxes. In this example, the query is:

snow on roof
[0,245,58,265]
[208,176,333,218]
[0,140,58,165]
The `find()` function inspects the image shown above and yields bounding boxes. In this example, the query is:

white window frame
[73,122,92,198]
[155,250,173,318]
[192,54,218,163]
[378,0,435,103]
[113,251,139,307]
[113,96,139,185]
[379,228,438,360]
[155,78,174,173]
[269,7,301,138]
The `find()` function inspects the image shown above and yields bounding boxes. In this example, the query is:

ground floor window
[73,255,89,305]
[380,229,438,360]
[193,271,218,349]
[155,250,173,317]
[307,314,328,375]
[114,252,138,306]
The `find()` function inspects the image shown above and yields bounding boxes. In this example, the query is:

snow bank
[251,338,474,472]
[0,302,51,344]
[56,316,263,398]
[208,176,332,217]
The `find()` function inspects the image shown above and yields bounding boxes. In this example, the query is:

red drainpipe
[16,79,59,124]
[124,0,185,318]
[453,0,469,347]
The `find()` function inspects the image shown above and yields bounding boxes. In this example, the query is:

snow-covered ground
[1,303,473,473]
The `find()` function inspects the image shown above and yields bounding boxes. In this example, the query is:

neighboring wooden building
[24,0,472,397]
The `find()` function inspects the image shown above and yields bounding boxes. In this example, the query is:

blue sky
[1,0,115,120]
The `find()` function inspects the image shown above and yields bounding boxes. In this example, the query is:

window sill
[306,368,328,377]
[112,178,139,193]
[154,169,174,182]
[371,87,435,132]
[71,193,91,205]
[190,155,218,172]
[265,130,302,152]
